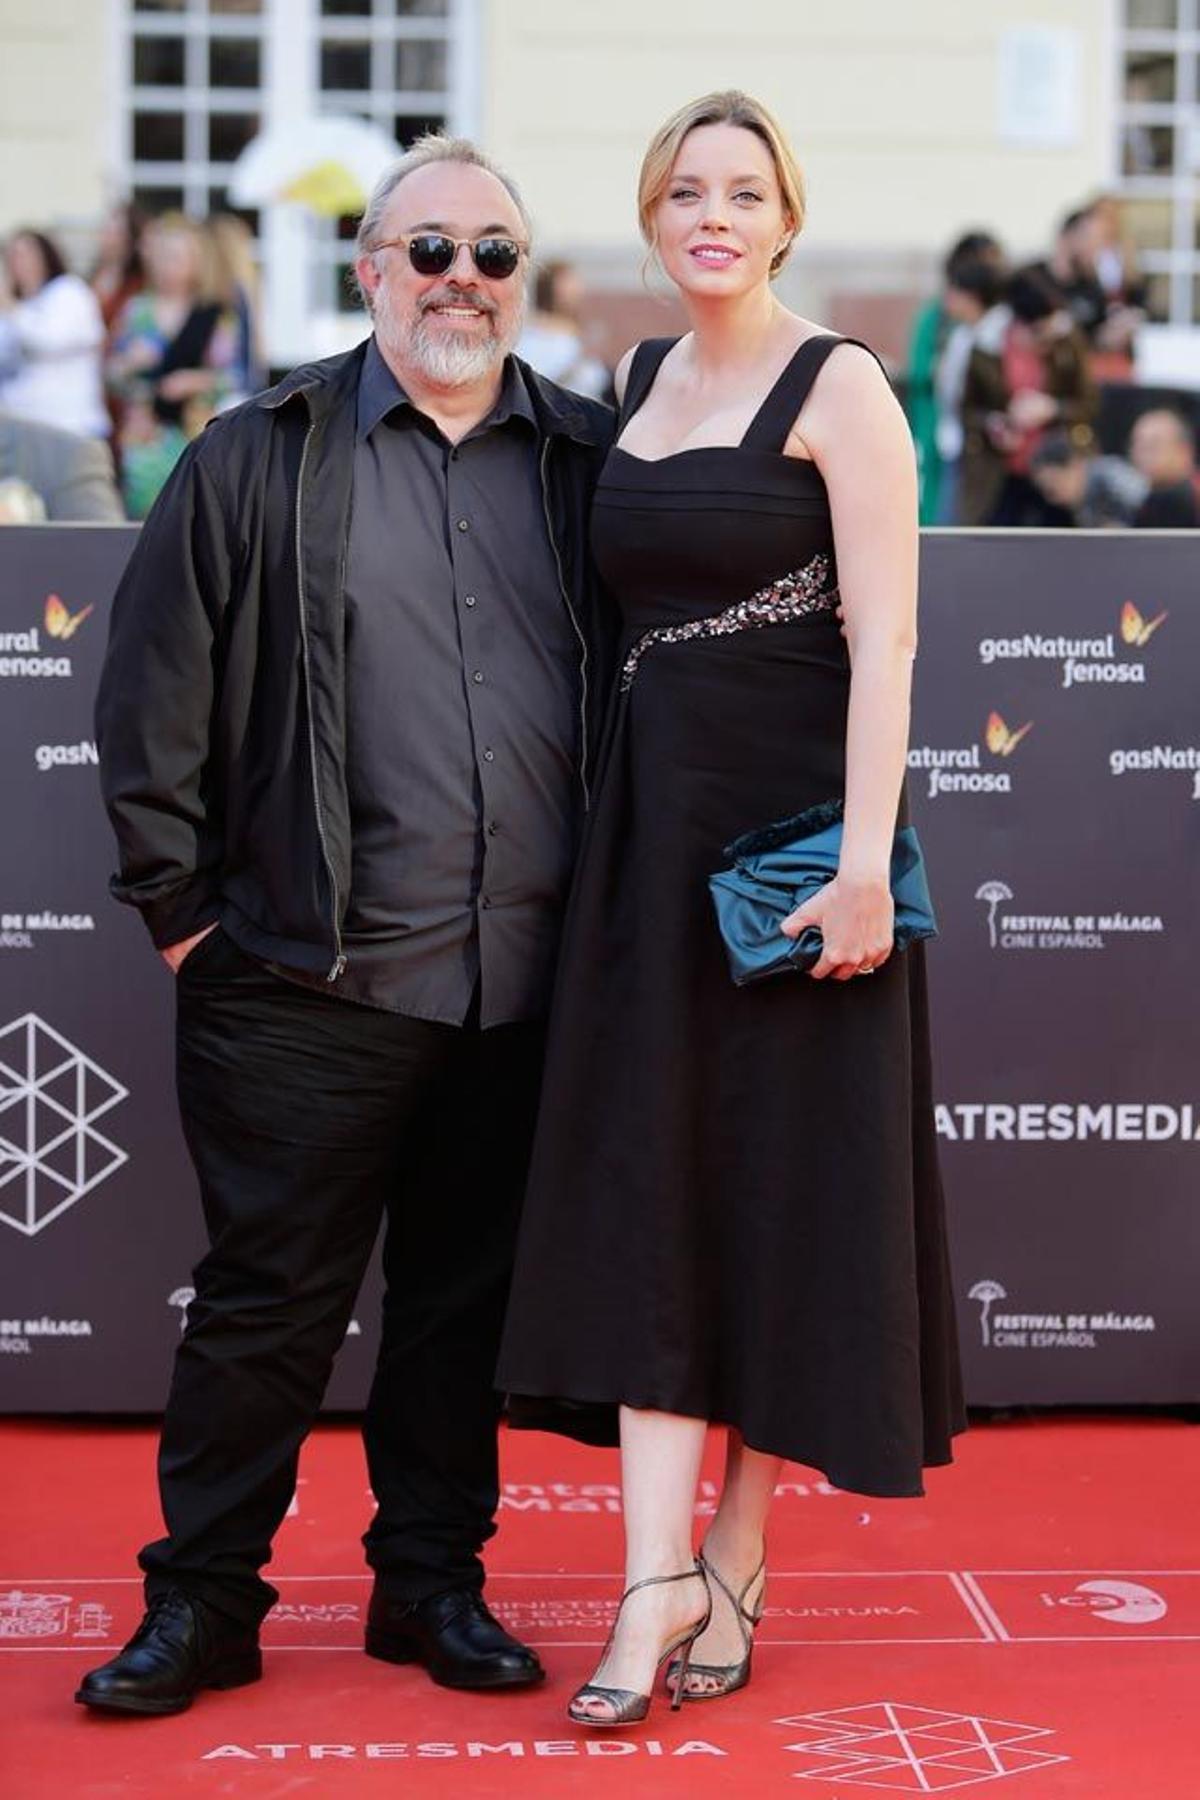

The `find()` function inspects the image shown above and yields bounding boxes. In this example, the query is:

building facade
[1,1,1195,366]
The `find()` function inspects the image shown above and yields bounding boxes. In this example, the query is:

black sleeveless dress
[497,335,965,1497]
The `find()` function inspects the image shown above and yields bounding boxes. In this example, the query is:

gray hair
[355,134,532,261]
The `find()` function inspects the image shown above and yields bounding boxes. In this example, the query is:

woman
[933,237,1007,525]
[105,212,239,518]
[496,91,964,1726]
[206,213,266,402]
[906,230,1004,525]
[91,202,148,450]
[0,229,108,439]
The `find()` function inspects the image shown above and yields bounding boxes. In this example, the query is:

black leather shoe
[365,1586,544,1690]
[75,1591,262,1716]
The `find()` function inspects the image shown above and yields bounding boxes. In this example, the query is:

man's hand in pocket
[161,924,218,974]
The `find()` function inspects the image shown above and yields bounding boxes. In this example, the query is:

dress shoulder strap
[740,334,892,454]
[617,337,680,431]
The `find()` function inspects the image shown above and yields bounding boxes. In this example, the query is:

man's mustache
[418,287,500,318]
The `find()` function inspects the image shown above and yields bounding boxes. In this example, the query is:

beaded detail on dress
[619,552,839,692]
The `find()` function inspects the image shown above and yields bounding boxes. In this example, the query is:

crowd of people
[0,204,262,523]
[907,196,1200,530]
[2,190,1197,530]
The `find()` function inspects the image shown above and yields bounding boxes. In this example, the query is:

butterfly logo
[1120,600,1168,648]
[43,594,94,641]
[985,711,1034,757]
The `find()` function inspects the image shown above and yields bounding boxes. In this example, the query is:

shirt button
[483,748,495,762]
[472,670,484,684]
[487,821,499,836]
[481,896,492,910]
[457,518,470,532]
[464,594,477,608]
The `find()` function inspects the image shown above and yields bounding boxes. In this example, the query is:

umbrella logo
[975,880,1013,948]
[969,1280,1007,1347]
[167,1287,195,1334]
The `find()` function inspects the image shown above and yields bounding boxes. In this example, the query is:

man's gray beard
[373,284,525,387]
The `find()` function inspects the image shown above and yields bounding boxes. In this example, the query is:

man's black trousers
[139,928,544,1629]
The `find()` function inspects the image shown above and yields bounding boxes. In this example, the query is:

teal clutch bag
[708,798,937,987]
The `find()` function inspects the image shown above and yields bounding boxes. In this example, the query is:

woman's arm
[105,297,161,391]
[782,343,919,979]
[1047,331,1098,431]
[9,277,104,359]
[157,310,241,411]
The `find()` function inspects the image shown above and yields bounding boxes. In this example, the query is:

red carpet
[2,1416,1197,1796]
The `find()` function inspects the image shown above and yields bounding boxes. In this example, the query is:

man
[1028,430,1146,529]
[1128,408,1200,528]
[83,136,614,1716]
[1032,206,1141,355]
[926,237,1005,524]
[0,410,123,521]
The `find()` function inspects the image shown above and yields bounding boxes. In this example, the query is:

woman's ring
[857,963,875,975]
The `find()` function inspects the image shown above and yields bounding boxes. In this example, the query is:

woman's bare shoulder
[805,334,896,411]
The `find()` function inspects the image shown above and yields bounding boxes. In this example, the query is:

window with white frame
[1114,0,1200,325]
[118,0,476,365]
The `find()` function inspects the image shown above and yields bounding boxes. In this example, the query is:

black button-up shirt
[333,337,581,1027]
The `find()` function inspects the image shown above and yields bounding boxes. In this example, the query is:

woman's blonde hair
[637,91,806,279]
[147,211,224,306]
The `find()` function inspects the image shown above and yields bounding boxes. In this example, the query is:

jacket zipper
[539,437,590,810]
[294,418,346,981]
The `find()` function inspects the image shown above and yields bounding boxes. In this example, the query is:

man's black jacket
[95,341,617,979]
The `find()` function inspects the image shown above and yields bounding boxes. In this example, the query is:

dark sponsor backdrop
[0,526,1196,1412]
[910,532,1199,1404]
[0,528,381,1410]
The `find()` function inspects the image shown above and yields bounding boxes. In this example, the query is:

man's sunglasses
[373,233,527,281]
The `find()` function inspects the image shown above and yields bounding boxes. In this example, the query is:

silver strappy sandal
[567,1561,710,1727]
[666,1546,766,1701]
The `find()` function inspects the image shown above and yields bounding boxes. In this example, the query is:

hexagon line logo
[777,1701,1069,1789]
[0,1015,128,1238]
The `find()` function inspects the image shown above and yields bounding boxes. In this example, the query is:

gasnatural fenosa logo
[908,713,1032,799]
[0,594,94,679]
[977,600,1169,689]
[1119,600,1168,649]
[43,594,94,641]
[984,710,1033,757]
[1110,741,1200,800]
